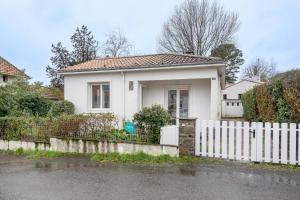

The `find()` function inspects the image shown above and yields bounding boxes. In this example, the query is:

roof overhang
[58,63,226,75]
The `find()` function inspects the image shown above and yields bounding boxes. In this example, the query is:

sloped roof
[61,53,223,73]
[0,56,26,76]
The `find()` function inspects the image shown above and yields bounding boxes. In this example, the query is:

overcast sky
[0,0,299,84]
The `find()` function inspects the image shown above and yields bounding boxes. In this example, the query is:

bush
[48,100,74,116]
[133,105,171,144]
[242,69,299,123]
[241,87,259,121]
[256,85,276,121]
[18,93,52,116]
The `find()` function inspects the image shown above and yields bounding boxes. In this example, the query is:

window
[3,75,8,83]
[227,102,229,106]
[167,89,189,125]
[237,102,240,106]
[223,94,227,100]
[232,102,234,106]
[238,94,242,99]
[91,83,110,109]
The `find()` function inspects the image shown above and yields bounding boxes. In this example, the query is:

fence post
[179,118,197,156]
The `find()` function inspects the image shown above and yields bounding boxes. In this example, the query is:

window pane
[168,90,177,124]
[102,84,110,108]
[92,85,100,108]
[180,90,189,118]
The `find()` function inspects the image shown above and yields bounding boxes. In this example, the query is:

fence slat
[208,120,214,157]
[273,123,279,163]
[281,123,288,164]
[265,122,271,162]
[298,124,300,165]
[201,120,207,157]
[289,123,296,165]
[195,119,201,156]
[251,122,257,162]
[243,122,249,161]
[229,121,235,160]
[257,122,263,162]
[215,121,221,158]
[236,121,242,160]
[222,121,228,159]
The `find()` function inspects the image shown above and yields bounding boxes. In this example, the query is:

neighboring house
[59,53,225,125]
[0,56,26,86]
[221,79,263,118]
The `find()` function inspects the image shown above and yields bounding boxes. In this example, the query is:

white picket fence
[195,120,300,165]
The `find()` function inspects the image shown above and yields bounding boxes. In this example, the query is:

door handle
[252,130,256,138]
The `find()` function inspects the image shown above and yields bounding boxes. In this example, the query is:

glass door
[168,89,189,125]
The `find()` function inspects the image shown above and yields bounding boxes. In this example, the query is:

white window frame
[88,82,111,112]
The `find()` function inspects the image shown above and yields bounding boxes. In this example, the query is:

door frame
[164,85,191,125]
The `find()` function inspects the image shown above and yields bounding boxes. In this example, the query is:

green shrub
[48,100,74,116]
[256,84,276,121]
[241,87,259,121]
[133,105,171,144]
[18,93,52,116]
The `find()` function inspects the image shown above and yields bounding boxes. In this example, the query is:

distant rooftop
[0,56,26,77]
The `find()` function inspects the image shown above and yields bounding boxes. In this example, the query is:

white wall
[141,79,211,120]
[221,80,263,118]
[222,80,262,99]
[0,75,15,86]
[64,66,222,123]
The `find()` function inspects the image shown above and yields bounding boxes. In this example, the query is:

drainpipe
[121,71,126,121]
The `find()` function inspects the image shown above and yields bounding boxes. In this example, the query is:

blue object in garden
[124,122,135,134]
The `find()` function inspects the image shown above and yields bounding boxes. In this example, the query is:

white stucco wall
[141,79,211,120]
[0,74,15,86]
[221,80,263,118]
[222,80,262,99]
[64,66,223,123]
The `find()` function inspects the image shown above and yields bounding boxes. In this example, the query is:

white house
[60,53,225,125]
[221,79,263,118]
[0,56,26,86]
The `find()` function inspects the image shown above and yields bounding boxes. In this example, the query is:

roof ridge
[95,53,220,60]
[0,56,27,77]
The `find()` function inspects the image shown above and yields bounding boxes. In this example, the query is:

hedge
[241,69,300,123]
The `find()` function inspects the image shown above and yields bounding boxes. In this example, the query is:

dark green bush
[48,100,75,116]
[242,69,299,122]
[241,87,259,121]
[18,93,52,116]
[133,105,171,144]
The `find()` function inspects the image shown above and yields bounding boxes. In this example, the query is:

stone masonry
[179,118,196,156]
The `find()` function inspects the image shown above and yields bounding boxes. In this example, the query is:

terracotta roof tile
[61,53,223,73]
[0,56,24,76]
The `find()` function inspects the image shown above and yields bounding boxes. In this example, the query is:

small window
[238,94,242,99]
[3,75,8,83]
[232,102,234,106]
[226,102,229,106]
[237,102,240,106]
[91,83,110,109]
[223,94,227,100]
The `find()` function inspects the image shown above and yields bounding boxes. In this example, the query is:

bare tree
[101,30,133,57]
[158,0,239,56]
[242,58,277,82]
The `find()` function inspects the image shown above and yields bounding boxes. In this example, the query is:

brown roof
[0,56,25,76]
[61,53,223,73]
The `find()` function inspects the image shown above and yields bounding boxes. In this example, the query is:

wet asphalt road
[0,155,300,200]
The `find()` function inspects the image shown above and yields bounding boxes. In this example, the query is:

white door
[167,89,189,125]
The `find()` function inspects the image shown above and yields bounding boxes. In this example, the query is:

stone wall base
[0,138,179,157]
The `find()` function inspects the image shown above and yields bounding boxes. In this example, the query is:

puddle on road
[30,158,300,188]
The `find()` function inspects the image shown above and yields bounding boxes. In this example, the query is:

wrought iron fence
[0,116,152,144]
